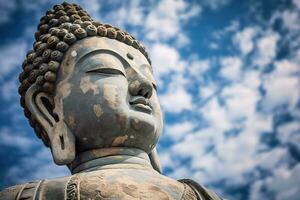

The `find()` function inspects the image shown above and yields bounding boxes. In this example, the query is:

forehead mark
[93,104,103,118]
[80,76,99,95]
[127,53,134,60]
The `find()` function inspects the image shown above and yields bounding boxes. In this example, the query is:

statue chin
[69,108,160,154]
[126,111,161,153]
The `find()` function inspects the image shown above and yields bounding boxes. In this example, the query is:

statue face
[54,37,163,154]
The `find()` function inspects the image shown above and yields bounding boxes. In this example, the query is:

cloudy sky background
[0,0,300,199]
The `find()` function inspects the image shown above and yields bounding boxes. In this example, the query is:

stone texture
[1,2,223,200]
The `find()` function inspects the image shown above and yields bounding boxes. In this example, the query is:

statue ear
[149,147,162,173]
[25,84,75,165]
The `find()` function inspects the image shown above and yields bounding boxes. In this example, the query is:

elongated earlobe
[51,119,75,164]
[25,84,75,165]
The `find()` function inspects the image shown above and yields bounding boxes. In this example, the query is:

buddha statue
[0,2,222,200]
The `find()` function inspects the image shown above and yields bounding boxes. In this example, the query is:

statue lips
[129,96,152,114]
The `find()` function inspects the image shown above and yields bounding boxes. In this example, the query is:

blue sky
[0,0,300,199]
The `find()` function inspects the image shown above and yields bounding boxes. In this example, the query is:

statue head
[18,2,163,168]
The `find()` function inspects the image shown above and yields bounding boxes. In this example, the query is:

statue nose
[129,76,153,99]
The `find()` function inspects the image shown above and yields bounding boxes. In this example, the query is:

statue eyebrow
[75,49,129,69]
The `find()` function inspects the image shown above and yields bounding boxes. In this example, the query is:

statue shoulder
[179,179,223,200]
[0,176,71,200]
[0,183,23,200]
[0,180,44,200]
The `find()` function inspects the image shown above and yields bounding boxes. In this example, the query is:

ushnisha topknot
[18,2,151,147]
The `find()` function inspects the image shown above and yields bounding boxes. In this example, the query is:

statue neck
[69,147,153,174]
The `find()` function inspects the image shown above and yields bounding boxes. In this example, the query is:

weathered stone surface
[1,2,223,200]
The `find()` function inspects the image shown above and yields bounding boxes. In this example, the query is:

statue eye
[86,67,126,77]
[152,83,157,91]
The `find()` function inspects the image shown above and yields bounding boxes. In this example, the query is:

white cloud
[0,0,17,24]
[222,82,260,120]
[262,60,299,111]
[1,77,18,101]
[199,83,217,99]
[281,10,300,30]
[250,164,300,200]
[166,121,194,141]
[201,98,231,131]
[150,43,185,78]
[233,27,259,55]
[169,166,192,180]
[293,0,300,10]
[189,59,210,76]
[243,70,261,89]
[159,86,193,113]
[176,33,190,47]
[219,56,243,81]
[81,0,101,17]
[159,151,175,169]
[277,121,300,149]
[0,128,35,150]
[145,0,201,41]
[257,147,290,170]
[166,65,275,186]
[173,113,272,185]
[97,0,201,48]
[209,42,219,50]
[220,70,261,121]
[206,114,270,183]
[202,0,231,10]
[180,5,202,21]
[212,20,240,39]
[5,148,69,185]
[223,20,240,32]
[171,131,209,162]
[101,0,144,28]
[253,32,280,67]
[158,72,193,114]
[0,41,27,79]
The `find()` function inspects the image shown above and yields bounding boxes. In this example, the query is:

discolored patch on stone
[103,84,118,109]
[54,82,72,120]
[121,183,139,198]
[112,135,128,146]
[60,82,72,99]
[93,104,102,118]
[68,115,76,129]
[80,76,99,95]
[149,144,155,149]
[71,50,77,57]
